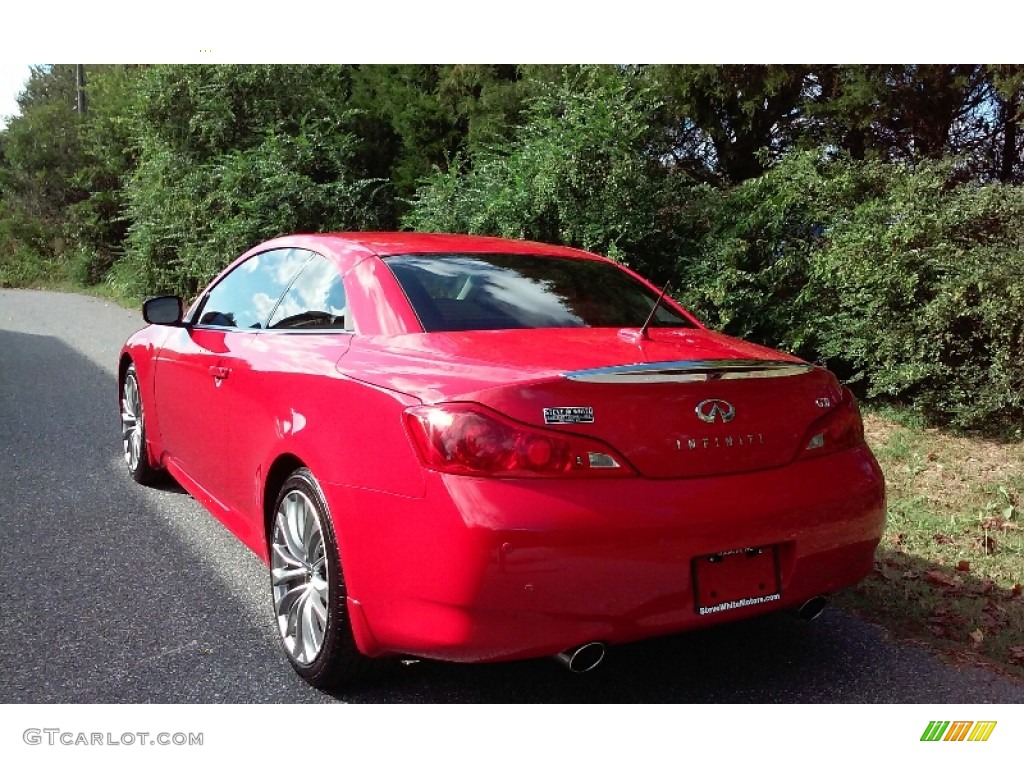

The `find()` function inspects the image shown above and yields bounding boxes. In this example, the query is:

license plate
[693,546,781,615]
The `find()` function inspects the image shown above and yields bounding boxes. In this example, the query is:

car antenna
[639,280,672,339]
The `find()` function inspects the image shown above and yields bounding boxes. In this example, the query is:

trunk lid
[470,359,841,478]
[340,327,841,478]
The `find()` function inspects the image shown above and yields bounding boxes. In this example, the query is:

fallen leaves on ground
[981,600,1009,628]
[973,536,998,554]
[927,607,967,639]
[926,570,961,588]
[982,517,1019,531]
[855,412,1024,680]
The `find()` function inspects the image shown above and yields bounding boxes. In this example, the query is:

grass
[30,278,143,311]
[834,407,1024,677]
[1,268,143,311]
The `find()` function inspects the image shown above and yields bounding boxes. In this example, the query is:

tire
[120,363,161,486]
[270,468,369,689]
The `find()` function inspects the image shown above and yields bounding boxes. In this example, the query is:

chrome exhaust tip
[796,595,828,621]
[555,642,606,673]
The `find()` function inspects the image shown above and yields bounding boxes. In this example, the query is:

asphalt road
[1,288,1022,704]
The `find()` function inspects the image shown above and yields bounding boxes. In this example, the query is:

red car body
[120,232,885,675]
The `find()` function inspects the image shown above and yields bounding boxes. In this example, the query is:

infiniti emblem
[695,399,736,424]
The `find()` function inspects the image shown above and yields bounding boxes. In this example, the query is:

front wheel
[270,468,369,689]
[120,363,161,486]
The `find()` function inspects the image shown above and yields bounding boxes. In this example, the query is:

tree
[0,64,87,283]
[67,65,148,283]
[1,65,87,225]
[806,65,994,165]
[120,65,385,296]
[651,65,812,184]
[406,66,697,281]
[347,64,550,207]
[989,65,1024,183]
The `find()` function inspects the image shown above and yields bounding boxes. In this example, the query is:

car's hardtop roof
[264,231,605,261]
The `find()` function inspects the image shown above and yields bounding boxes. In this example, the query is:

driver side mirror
[143,295,184,326]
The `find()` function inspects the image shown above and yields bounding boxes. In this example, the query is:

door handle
[209,365,231,380]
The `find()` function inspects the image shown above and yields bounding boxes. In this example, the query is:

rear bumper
[327,445,885,662]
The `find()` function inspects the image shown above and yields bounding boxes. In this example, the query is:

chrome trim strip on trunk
[563,359,815,383]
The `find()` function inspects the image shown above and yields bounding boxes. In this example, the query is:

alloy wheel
[121,372,144,472]
[271,489,330,665]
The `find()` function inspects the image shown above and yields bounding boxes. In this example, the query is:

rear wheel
[121,363,161,486]
[270,468,369,689]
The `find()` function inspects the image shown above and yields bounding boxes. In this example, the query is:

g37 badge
[543,407,595,425]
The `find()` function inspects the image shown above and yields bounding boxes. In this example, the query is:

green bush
[405,66,698,281]
[686,152,1024,433]
[0,246,53,288]
[122,65,387,297]
[0,208,61,287]
[66,244,115,286]
[674,153,832,351]
[807,164,1024,432]
[66,65,147,285]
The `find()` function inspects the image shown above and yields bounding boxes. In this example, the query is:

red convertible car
[119,232,885,688]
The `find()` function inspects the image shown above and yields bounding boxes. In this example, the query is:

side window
[268,253,348,330]
[196,248,312,329]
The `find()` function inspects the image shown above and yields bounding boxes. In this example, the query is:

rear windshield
[384,254,695,332]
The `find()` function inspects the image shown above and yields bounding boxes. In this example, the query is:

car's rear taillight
[404,404,634,478]
[800,387,865,458]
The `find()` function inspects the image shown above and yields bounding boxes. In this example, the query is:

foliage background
[1,64,1022,432]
